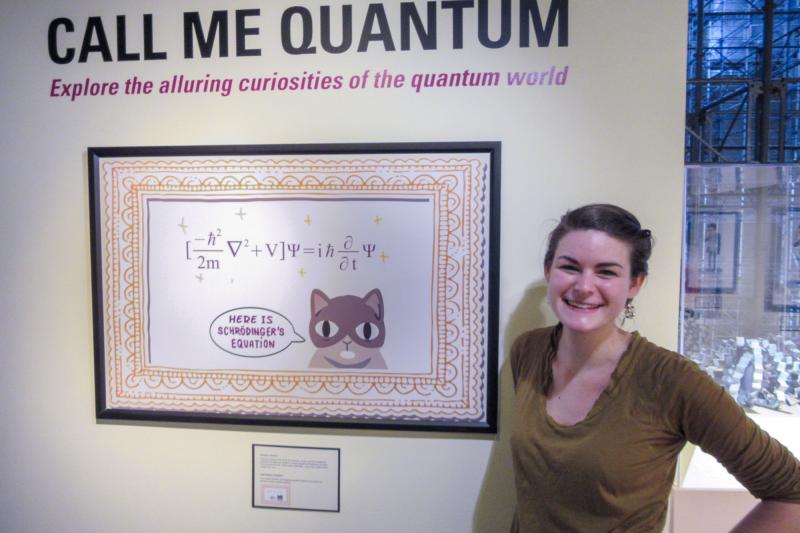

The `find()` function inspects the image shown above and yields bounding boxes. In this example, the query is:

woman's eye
[559,265,579,272]
[598,270,618,277]
[355,322,380,342]
[314,320,339,338]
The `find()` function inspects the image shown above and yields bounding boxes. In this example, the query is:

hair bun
[640,229,652,238]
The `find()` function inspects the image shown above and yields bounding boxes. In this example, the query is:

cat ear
[363,289,383,320]
[311,289,330,316]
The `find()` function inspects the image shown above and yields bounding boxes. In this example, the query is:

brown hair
[544,204,653,278]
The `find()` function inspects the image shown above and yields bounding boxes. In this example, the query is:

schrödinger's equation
[185,229,381,272]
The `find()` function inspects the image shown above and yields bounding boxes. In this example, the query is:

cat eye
[355,322,380,342]
[314,319,339,338]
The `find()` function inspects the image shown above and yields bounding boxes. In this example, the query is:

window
[686,0,800,163]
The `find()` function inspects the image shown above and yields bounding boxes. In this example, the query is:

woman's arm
[731,500,800,532]
[660,353,800,512]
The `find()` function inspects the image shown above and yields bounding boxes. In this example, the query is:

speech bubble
[209,307,305,358]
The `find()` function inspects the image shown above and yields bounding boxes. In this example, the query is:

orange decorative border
[97,155,491,423]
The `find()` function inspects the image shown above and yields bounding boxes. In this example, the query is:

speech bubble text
[210,307,304,357]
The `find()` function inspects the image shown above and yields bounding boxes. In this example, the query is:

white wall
[0,1,687,531]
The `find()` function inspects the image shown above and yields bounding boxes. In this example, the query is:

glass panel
[682,165,800,415]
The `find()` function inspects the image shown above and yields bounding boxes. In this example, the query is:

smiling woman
[544,230,644,339]
[509,204,800,532]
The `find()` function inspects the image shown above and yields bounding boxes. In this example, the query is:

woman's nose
[572,272,593,293]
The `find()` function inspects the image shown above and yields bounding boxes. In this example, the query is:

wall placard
[252,444,340,512]
[89,143,499,431]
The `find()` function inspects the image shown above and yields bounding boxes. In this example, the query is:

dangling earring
[624,299,636,321]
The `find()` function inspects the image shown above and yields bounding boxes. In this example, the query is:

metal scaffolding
[686,0,800,163]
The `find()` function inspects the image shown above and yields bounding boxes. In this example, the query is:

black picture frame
[765,207,800,313]
[89,142,500,432]
[684,209,742,294]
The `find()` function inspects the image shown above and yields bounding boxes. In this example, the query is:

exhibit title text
[47,1,568,64]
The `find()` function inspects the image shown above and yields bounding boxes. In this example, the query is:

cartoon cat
[308,288,387,370]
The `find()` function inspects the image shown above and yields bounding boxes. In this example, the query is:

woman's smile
[562,298,604,310]
[545,230,644,335]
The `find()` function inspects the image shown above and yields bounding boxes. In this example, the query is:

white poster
[91,144,498,430]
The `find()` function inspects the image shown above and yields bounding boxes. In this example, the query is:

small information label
[252,444,340,512]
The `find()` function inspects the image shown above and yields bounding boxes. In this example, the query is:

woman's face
[545,230,645,336]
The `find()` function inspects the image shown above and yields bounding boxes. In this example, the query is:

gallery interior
[681,1,800,416]
[677,2,800,529]
[685,0,799,163]
[1,1,799,532]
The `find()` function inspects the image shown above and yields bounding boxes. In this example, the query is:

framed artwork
[89,143,500,431]
[684,210,742,293]
[766,207,800,313]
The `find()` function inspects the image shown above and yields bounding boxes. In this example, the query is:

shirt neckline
[540,325,641,430]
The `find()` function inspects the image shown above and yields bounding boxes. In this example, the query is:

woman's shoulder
[630,334,702,378]
[510,326,559,385]
[628,333,719,405]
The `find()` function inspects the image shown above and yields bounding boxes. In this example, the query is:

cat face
[309,289,385,349]
[308,289,387,370]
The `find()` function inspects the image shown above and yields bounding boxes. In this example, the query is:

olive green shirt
[510,326,800,532]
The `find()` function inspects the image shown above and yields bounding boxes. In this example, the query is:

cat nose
[343,335,352,344]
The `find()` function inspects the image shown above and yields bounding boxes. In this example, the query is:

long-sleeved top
[510,325,800,532]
